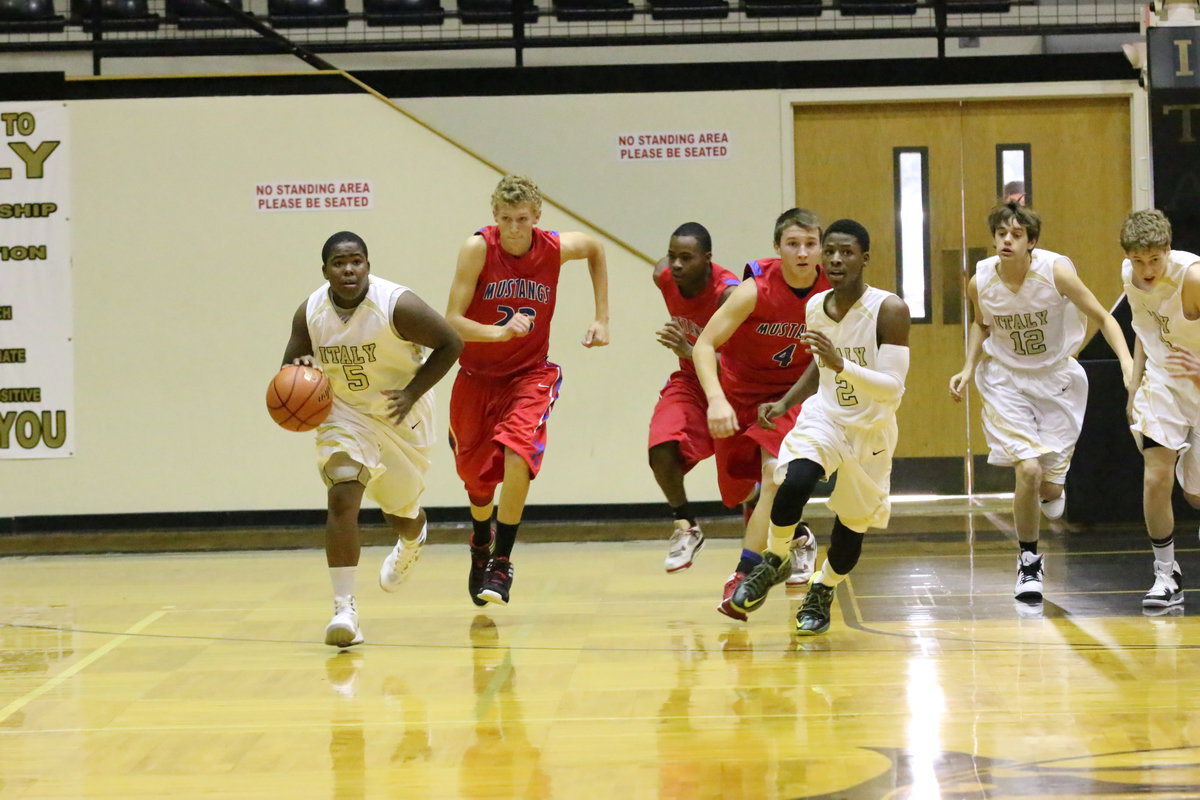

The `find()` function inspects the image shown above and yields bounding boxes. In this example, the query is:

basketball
[266,364,332,432]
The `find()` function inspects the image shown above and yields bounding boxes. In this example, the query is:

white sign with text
[617,131,731,162]
[254,180,373,212]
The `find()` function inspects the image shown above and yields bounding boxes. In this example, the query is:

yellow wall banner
[0,103,72,459]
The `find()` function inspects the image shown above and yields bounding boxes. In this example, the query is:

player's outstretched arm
[1054,257,1133,389]
[446,236,532,343]
[694,280,757,438]
[560,231,610,347]
[282,301,316,367]
[384,292,464,424]
[949,277,984,402]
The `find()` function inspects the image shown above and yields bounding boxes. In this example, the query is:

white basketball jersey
[806,286,903,428]
[1122,249,1200,385]
[306,276,426,420]
[976,249,1086,370]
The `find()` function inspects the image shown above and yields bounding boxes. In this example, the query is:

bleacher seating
[165,0,248,29]
[836,0,916,16]
[71,0,159,31]
[0,0,65,32]
[648,0,729,20]
[364,0,445,25]
[267,0,349,28]
[457,0,539,24]
[553,0,634,22]
[740,0,821,18]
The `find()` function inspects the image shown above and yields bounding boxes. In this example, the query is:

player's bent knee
[1039,482,1063,501]
[1014,460,1042,485]
[322,452,370,489]
[1143,472,1175,495]
[1185,492,1200,510]
[648,442,682,470]
[827,519,865,575]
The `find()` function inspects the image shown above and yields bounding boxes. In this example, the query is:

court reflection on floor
[462,614,551,799]
[325,650,434,799]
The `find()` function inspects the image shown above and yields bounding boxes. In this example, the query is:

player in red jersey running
[693,208,830,620]
[649,222,741,573]
[446,175,609,607]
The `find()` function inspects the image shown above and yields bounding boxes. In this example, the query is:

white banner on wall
[0,102,73,459]
[254,180,373,212]
[616,131,731,162]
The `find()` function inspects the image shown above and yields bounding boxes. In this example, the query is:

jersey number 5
[497,306,537,329]
[344,364,369,391]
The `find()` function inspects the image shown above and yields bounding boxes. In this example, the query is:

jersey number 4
[496,306,537,329]
[772,344,797,368]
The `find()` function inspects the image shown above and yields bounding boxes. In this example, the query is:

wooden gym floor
[2,502,1198,799]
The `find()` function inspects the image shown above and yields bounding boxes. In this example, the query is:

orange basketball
[266,365,332,432]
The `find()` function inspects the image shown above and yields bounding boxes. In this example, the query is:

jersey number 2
[835,377,858,407]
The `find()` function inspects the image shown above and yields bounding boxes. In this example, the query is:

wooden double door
[793,96,1132,490]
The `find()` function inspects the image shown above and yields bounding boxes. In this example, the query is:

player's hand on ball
[707,397,737,439]
[757,401,785,429]
[582,320,609,348]
[267,365,331,432]
[291,355,321,370]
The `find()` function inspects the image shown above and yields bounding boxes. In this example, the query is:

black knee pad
[770,459,824,527]
[827,518,865,575]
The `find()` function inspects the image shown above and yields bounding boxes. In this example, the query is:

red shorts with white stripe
[712,383,801,507]
[647,369,714,472]
[448,360,562,504]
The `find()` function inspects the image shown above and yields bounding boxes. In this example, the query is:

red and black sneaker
[477,557,514,606]
[468,536,493,607]
[717,571,748,621]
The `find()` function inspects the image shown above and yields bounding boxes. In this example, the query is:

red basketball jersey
[719,257,831,396]
[458,226,562,376]
[655,262,741,375]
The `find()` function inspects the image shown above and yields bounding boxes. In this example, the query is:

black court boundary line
[5,52,1134,102]
[0,501,738,535]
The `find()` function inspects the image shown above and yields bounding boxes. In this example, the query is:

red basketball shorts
[647,369,715,473]
[448,361,562,503]
[712,382,801,507]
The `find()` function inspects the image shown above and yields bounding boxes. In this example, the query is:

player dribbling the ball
[281,231,462,648]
